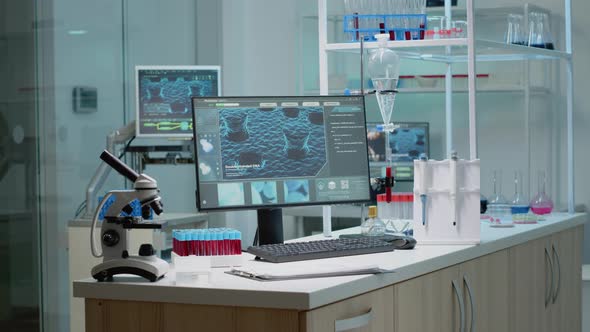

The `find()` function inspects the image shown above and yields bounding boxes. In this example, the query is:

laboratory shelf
[325,38,468,53]
[303,86,550,95]
[318,0,575,214]
[325,39,570,63]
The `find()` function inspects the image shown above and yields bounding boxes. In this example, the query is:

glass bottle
[530,170,554,215]
[361,205,386,236]
[489,170,507,204]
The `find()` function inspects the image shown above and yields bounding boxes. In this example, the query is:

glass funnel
[367,33,400,132]
[530,170,553,215]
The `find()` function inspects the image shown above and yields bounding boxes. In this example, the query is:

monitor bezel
[191,95,372,212]
[135,65,222,138]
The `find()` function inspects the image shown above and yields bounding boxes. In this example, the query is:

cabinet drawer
[300,286,394,332]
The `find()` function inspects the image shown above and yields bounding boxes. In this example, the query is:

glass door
[0,0,41,331]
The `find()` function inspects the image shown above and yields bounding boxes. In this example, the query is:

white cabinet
[508,226,583,332]
[394,249,509,332]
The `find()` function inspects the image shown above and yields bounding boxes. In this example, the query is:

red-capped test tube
[385,166,392,203]
[204,231,212,256]
[223,229,231,255]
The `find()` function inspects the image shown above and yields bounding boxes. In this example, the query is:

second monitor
[366,122,429,181]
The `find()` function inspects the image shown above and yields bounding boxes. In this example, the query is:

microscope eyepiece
[150,200,164,216]
[100,150,139,182]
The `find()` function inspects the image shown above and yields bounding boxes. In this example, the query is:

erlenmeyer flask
[541,13,554,49]
[511,170,528,206]
[528,12,554,49]
[530,170,553,215]
[505,14,525,45]
[511,171,530,221]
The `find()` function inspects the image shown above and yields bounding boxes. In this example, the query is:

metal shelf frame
[317,0,574,214]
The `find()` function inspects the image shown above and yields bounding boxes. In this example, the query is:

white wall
[570,0,590,262]
[220,0,300,96]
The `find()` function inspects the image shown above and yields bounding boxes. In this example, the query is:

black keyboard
[247,238,395,263]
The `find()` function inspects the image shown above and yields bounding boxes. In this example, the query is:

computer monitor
[191,96,372,244]
[135,65,221,138]
[366,122,429,181]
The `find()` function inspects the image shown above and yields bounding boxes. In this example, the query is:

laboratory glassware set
[343,0,470,42]
[343,0,427,41]
[483,170,554,226]
[505,11,554,49]
[424,16,467,39]
[377,192,414,234]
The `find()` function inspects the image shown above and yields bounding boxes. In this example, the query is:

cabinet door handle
[334,308,372,332]
[552,243,561,304]
[544,247,554,308]
[452,280,466,332]
[464,275,476,332]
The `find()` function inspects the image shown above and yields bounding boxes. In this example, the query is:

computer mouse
[389,236,417,250]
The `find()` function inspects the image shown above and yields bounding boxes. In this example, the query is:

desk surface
[74,212,587,310]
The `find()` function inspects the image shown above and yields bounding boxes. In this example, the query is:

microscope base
[91,256,169,282]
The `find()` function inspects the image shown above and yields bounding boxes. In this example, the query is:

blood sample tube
[172,230,178,255]
[223,229,230,255]
[187,231,193,255]
[183,231,190,256]
[212,231,219,256]
[198,230,205,256]
[204,231,212,256]
[177,231,185,256]
[191,230,198,256]
[235,231,242,254]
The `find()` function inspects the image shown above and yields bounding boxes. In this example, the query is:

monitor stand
[257,208,284,245]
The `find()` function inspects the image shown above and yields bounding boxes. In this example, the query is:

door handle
[552,243,561,304]
[544,247,554,308]
[464,274,476,332]
[452,280,466,332]
[334,308,372,331]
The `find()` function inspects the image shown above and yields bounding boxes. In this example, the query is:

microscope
[90,150,169,282]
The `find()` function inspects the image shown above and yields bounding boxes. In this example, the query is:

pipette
[418,153,428,226]
[450,151,458,226]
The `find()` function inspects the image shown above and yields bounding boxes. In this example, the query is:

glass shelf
[325,39,571,63]
[304,86,550,95]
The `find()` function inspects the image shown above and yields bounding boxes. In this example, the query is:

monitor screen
[366,122,429,181]
[191,96,372,211]
[135,65,221,138]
